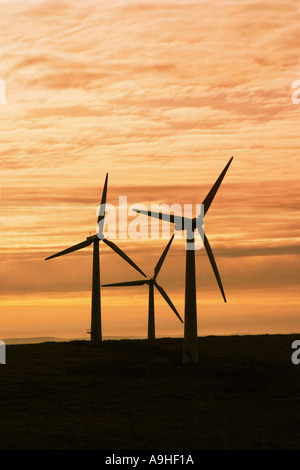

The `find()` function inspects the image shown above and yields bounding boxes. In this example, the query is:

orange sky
[0,0,299,340]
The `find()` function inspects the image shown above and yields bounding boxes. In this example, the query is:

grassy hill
[1,334,300,450]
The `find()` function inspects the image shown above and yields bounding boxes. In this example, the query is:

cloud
[0,0,300,338]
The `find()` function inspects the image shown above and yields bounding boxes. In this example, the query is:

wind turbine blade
[132,209,191,231]
[133,209,176,223]
[202,157,233,216]
[154,282,183,323]
[97,173,108,224]
[102,238,147,277]
[45,238,93,260]
[102,280,147,287]
[203,234,226,302]
[154,234,175,279]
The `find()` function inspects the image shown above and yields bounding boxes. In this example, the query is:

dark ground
[1,334,300,450]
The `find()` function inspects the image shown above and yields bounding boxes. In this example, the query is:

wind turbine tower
[133,158,233,363]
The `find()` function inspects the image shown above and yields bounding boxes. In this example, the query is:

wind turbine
[102,234,183,341]
[45,173,147,344]
[133,157,233,363]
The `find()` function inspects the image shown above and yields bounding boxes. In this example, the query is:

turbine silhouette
[45,173,146,343]
[102,234,183,341]
[133,157,233,363]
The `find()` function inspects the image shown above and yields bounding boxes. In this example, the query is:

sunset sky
[1,0,299,340]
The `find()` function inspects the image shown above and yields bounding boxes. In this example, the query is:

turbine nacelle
[174,216,203,233]
[86,234,98,242]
